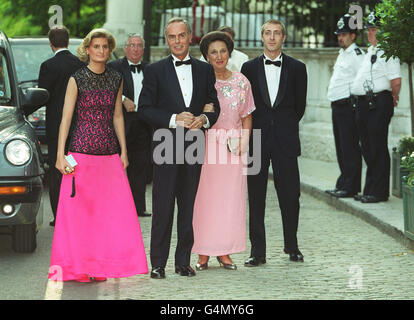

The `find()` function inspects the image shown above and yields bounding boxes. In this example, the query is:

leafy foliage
[0,0,105,37]
[401,151,414,186]
[398,136,414,156]
[375,0,414,64]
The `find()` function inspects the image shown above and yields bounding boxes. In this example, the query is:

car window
[11,41,80,83]
[0,51,12,105]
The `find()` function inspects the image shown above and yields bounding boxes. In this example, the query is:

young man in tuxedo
[241,19,307,264]
[138,17,220,279]
[37,26,85,226]
[108,34,152,217]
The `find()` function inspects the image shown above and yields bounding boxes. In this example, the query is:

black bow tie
[130,64,142,73]
[265,59,282,67]
[175,59,191,67]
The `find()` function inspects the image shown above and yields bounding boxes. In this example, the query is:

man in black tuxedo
[37,26,85,226]
[241,19,307,264]
[138,17,220,279]
[108,34,152,218]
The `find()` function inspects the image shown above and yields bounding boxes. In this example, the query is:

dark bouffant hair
[199,31,234,61]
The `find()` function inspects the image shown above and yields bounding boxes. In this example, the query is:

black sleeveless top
[69,67,122,155]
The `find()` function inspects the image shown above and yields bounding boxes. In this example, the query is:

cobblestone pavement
[1,180,414,300]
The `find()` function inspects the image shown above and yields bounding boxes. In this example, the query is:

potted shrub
[392,136,414,197]
[400,153,414,240]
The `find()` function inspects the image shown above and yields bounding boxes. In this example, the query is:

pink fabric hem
[191,246,246,257]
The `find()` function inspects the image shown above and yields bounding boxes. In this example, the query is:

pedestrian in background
[325,14,364,199]
[108,33,152,218]
[192,31,255,271]
[49,28,148,282]
[37,26,85,227]
[351,11,402,203]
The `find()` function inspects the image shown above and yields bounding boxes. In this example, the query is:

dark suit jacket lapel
[257,55,272,108]
[274,53,288,108]
[189,56,198,112]
[121,57,134,99]
[166,55,186,110]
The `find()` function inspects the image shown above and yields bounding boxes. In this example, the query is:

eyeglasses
[125,44,144,49]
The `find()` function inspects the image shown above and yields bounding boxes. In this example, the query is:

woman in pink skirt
[192,31,255,270]
[49,28,148,282]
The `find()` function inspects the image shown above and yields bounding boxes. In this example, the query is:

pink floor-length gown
[48,67,148,281]
[192,72,255,256]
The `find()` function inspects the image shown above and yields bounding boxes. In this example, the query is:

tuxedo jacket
[37,50,85,144]
[107,57,152,151]
[241,53,307,157]
[137,55,220,156]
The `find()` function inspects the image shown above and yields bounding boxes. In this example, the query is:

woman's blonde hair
[77,28,116,63]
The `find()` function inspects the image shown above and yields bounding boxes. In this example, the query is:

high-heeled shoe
[75,275,91,282]
[217,257,237,270]
[196,257,209,271]
[93,277,107,282]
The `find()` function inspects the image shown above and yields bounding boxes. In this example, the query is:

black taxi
[0,31,48,253]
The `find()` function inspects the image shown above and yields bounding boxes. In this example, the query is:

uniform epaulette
[355,47,362,55]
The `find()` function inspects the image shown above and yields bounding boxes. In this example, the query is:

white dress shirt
[122,59,143,111]
[351,45,401,96]
[168,54,210,129]
[54,48,69,55]
[172,53,193,108]
[264,53,283,106]
[327,43,365,102]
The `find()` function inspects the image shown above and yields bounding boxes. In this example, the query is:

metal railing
[148,0,380,48]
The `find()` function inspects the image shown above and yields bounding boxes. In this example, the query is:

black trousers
[150,162,202,268]
[247,131,301,257]
[355,91,394,198]
[125,121,151,215]
[331,99,362,194]
[47,140,62,220]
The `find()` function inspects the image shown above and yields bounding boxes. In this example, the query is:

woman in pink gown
[48,29,148,282]
[192,31,255,270]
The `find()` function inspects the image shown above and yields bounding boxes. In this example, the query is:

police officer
[326,14,365,198]
[351,11,402,203]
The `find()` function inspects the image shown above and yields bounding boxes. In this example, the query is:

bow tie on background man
[175,59,191,67]
[265,59,282,67]
[130,64,142,73]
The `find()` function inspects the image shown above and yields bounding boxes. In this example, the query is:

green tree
[2,0,105,37]
[375,0,414,134]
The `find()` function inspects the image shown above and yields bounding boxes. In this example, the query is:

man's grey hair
[164,17,192,36]
[125,33,145,47]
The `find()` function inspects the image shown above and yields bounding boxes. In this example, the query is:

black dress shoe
[175,265,196,277]
[244,256,266,267]
[284,248,304,262]
[49,220,55,227]
[150,267,165,279]
[138,211,152,217]
[332,190,356,198]
[354,194,364,201]
[361,195,388,203]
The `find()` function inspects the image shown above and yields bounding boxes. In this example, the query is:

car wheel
[12,223,37,253]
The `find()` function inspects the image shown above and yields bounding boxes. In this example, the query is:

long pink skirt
[192,134,247,256]
[48,152,148,281]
